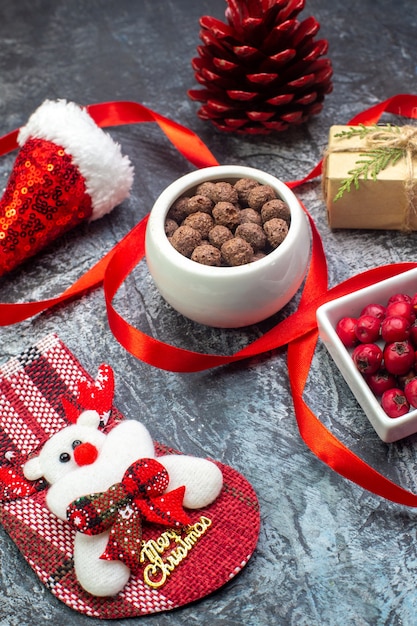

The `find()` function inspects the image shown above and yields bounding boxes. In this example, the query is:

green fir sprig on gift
[333,124,405,201]
[334,123,399,141]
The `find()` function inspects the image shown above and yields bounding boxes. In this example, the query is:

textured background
[1,1,417,625]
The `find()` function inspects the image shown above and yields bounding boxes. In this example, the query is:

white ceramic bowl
[316,267,417,443]
[145,165,311,328]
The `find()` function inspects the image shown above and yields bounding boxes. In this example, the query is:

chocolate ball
[252,251,267,262]
[235,223,267,251]
[261,199,291,224]
[183,211,214,239]
[212,202,241,230]
[167,196,190,223]
[212,181,239,204]
[234,178,260,206]
[208,224,234,249]
[239,208,262,225]
[221,237,254,266]
[185,194,214,215]
[248,185,276,210]
[170,225,202,257]
[263,218,289,248]
[164,218,178,237]
[196,181,217,201]
[191,244,222,266]
[235,223,267,250]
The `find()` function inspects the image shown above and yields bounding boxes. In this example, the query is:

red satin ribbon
[2,95,417,505]
[287,94,417,507]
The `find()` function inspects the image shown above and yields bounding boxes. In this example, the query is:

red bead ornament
[188,0,333,134]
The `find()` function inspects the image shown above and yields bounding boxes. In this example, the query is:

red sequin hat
[0,99,134,276]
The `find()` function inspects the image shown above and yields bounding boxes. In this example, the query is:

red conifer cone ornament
[188,0,333,135]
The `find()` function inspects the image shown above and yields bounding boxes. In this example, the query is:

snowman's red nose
[73,442,98,466]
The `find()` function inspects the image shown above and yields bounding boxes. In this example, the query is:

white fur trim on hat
[17,99,134,220]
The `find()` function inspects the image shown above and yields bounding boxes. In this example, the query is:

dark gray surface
[1,1,417,624]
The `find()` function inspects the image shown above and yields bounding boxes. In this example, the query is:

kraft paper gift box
[323,124,417,230]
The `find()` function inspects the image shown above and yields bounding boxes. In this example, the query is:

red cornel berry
[355,315,381,343]
[365,369,397,396]
[385,300,414,322]
[337,289,417,420]
[352,343,383,375]
[404,378,417,408]
[383,341,415,376]
[381,388,410,418]
[336,316,358,348]
[360,303,386,320]
[388,293,412,305]
[410,320,417,346]
[381,315,410,343]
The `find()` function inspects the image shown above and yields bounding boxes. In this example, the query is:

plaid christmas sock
[0,334,260,619]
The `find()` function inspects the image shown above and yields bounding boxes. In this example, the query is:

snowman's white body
[23,411,223,597]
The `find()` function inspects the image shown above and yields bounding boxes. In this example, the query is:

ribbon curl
[66,458,190,571]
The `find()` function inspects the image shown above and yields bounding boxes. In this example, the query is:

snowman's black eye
[72,440,82,450]
[59,452,71,463]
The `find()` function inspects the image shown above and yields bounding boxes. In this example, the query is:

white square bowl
[316,267,417,443]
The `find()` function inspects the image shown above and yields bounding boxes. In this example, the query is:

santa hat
[0,99,134,276]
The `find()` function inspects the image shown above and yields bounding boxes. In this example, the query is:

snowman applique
[23,365,223,597]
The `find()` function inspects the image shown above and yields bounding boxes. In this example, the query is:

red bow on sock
[66,458,190,571]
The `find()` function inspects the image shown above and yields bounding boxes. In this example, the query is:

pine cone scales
[188,0,333,134]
